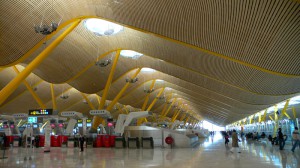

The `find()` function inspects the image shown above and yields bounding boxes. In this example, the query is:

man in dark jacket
[79,135,85,152]
[278,128,285,150]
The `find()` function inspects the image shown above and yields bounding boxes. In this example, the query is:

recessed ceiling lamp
[156,79,164,82]
[141,68,155,72]
[120,50,143,59]
[84,19,124,36]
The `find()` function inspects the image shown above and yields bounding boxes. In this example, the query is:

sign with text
[89,110,111,118]
[29,109,53,116]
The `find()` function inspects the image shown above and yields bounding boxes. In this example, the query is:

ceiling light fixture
[84,19,124,36]
[95,59,112,67]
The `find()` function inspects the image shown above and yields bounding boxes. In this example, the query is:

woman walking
[230,130,241,153]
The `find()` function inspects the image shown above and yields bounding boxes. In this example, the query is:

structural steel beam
[92,50,120,130]
[179,113,187,121]
[50,84,57,110]
[142,80,156,110]
[279,100,291,120]
[107,68,141,111]
[0,20,81,106]
[81,93,96,110]
[162,98,178,118]
[137,80,156,125]
[171,110,180,122]
[292,107,297,119]
[12,66,46,109]
[146,87,165,111]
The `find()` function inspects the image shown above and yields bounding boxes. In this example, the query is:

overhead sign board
[29,109,53,116]
[12,113,28,118]
[89,110,111,118]
[61,111,76,116]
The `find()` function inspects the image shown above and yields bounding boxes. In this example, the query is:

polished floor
[0,133,299,168]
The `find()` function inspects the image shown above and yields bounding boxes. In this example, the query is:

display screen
[77,123,83,127]
[28,109,53,116]
[33,124,38,128]
[28,117,37,123]
[86,123,92,127]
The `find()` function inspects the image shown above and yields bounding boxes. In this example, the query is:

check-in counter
[124,126,199,148]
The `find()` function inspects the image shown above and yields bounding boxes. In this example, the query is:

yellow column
[106,68,141,111]
[160,104,168,116]
[171,110,180,122]
[162,98,178,118]
[292,107,297,119]
[141,80,156,110]
[146,87,165,111]
[12,66,46,109]
[92,50,120,131]
[81,93,96,110]
[184,116,190,125]
[280,100,291,119]
[137,87,165,125]
[0,20,81,106]
[50,84,57,110]
[160,94,172,116]
[179,113,187,121]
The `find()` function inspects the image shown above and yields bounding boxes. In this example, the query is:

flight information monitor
[28,109,53,116]
[28,117,37,123]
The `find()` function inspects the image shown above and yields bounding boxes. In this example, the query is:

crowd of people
[221,127,300,153]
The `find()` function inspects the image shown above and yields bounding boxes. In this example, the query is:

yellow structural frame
[162,98,178,118]
[50,84,57,110]
[92,50,120,130]
[279,100,291,120]
[12,66,46,109]
[3,16,298,78]
[106,68,141,111]
[142,80,156,110]
[142,87,165,124]
[0,20,81,106]
[292,107,297,119]
[81,93,96,110]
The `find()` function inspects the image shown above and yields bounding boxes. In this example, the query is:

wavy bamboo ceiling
[0,0,299,126]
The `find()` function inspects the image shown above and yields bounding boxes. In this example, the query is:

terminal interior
[0,0,299,167]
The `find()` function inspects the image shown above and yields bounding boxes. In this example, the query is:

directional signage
[12,113,28,118]
[89,110,111,118]
[29,109,53,116]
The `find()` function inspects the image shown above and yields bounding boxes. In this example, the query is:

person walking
[230,129,240,153]
[291,127,299,152]
[224,133,229,146]
[79,135,85,152]
[278,128,285,150]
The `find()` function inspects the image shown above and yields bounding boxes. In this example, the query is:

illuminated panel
[28,117,37,123]
[28,109,53,116]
